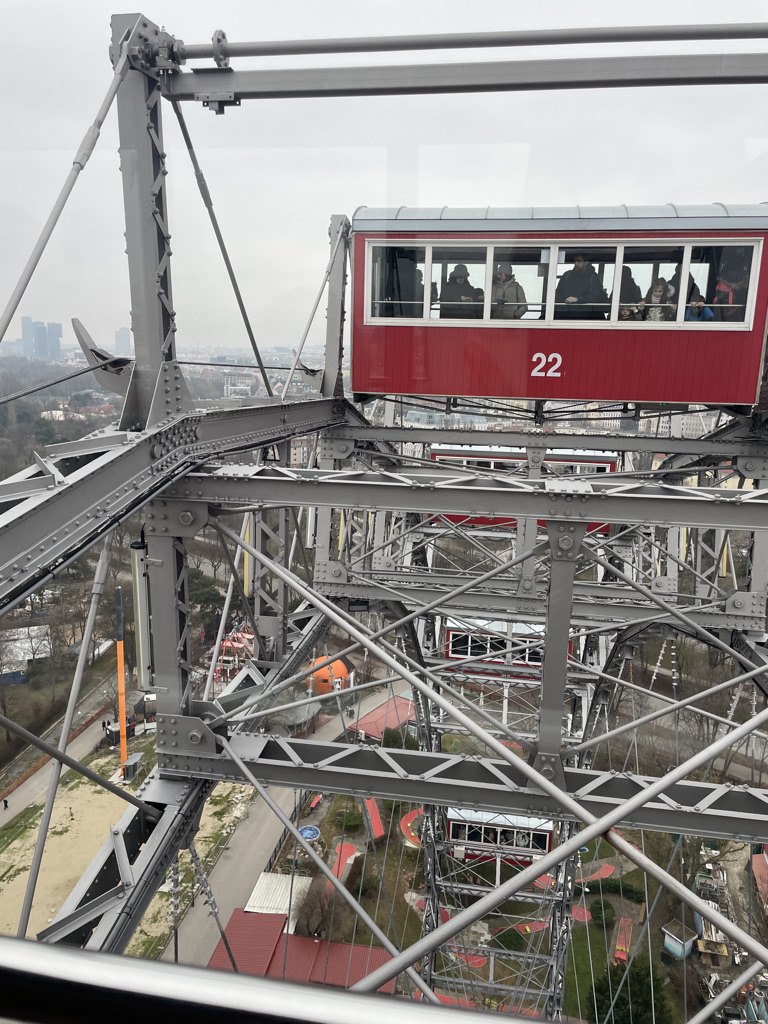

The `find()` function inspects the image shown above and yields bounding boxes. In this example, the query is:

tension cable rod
[0,24,137,345]
[170,102,273,396]
[0,358,127,408]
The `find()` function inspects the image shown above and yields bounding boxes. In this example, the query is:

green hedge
[335,809,363,831]
[590,897,616,929]
[495,928,526,951]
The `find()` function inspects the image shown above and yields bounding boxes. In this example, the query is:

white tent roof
[244,872,313,933]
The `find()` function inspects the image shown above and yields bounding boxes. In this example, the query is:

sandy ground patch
[0,779,126,938]
[0,734,251,949]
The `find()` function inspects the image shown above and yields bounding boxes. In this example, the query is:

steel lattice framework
[2,14,768,1024]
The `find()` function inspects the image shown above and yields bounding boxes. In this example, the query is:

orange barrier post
[115,586,127,776]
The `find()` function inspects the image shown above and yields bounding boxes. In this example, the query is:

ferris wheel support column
[515,446,545,594]
[111,14,188,431]
[322,215,350,399]
[143,505,198,720]
[532,522,587,782]
[745,475,768,619]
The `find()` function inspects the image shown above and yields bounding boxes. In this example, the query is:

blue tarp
[0,671,27,687]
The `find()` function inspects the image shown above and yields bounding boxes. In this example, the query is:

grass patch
[564,923,615,1019]
[0,803,43,856]
[0,862,27,886]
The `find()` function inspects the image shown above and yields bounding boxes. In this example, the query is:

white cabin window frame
[363,236,762,331]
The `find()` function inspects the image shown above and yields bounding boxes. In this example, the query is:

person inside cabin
[406,269,425,318]
[554,252,609,319]
[685,299,714,322]
[641,278,676,321]
[712,253,750,322]
[490,262,528,319]
[668,264,702,308]
[618,304,641,321]
[439,264,484,319]
[611,265,643,307]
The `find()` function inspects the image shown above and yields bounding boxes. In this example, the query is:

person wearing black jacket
[554,254,609,319]
[440,264,483,319]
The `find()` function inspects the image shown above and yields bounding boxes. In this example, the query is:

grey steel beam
[354,698,768,992]
[324,425,768,459]
[43,774,213,951]
[169,101,273,397]
[146,534,193,716]
[533,524,587,780]
[0,398,345,610]
[112,14,180,430]
[176,23,768,61]
[321,216,349,399]
[162,53,768,103]
[179,465,768,531]
[155,730,768,843]
[313,574,762,630]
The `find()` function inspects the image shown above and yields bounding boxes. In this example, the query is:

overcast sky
[1,0,768,362]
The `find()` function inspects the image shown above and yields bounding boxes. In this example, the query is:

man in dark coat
[554,254,609,319]
[440,264,483,319]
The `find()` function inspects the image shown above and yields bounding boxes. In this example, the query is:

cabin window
[470,634,488,658]
[489,637,507,657]
[366,239,759,326]
[430,247,487,320]
[532,832,548,851]
[525,644,543,665]
[620,246,684,321]
[370,246,426,318]
[450,633,470,658]
[450,822,467,841]
[491,247,549,320]
[690,245,753,322]
[554,248,615,321]
[467,825,484,843]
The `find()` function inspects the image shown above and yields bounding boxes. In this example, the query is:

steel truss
[2,13,768,1023]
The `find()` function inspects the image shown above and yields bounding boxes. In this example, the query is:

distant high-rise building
[32,321,48,361]
[114,327,131,356]
[20,316,34,359]
[47,323,62,361]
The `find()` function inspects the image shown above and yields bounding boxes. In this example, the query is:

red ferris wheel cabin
[349,205,768,406]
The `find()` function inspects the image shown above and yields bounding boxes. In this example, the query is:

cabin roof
[447,807,553,830]
[352,204,768,233]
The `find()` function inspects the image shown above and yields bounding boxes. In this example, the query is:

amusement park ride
[4,14,768,1024]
